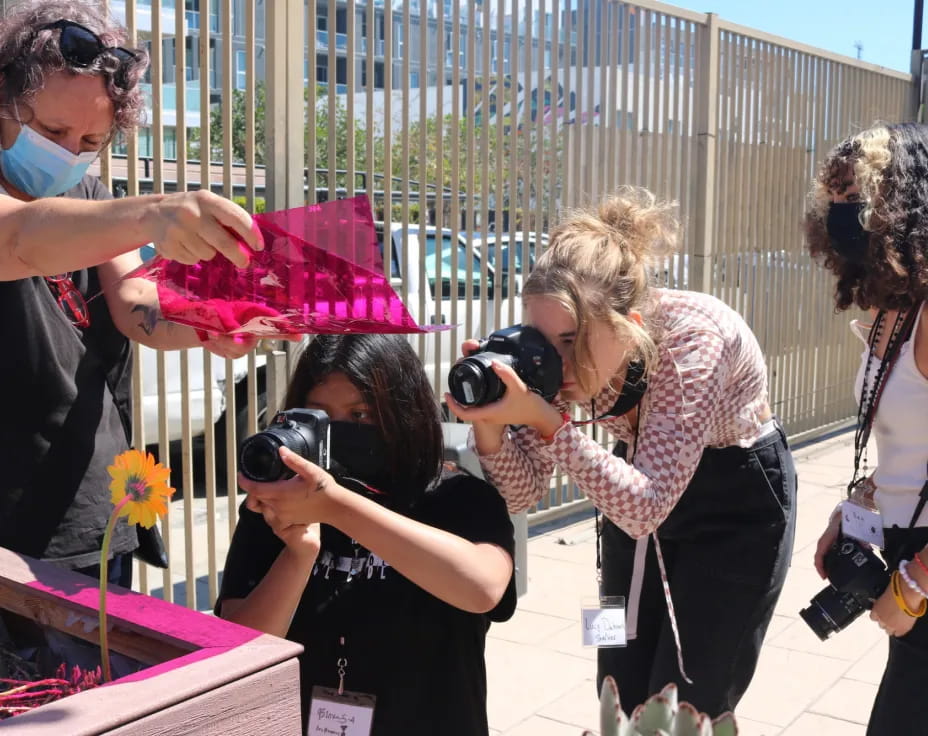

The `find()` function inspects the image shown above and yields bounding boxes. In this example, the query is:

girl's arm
[216,506,320,637]
[240,450,514,614]
[531,330,733,538]
[219,544,317,637]
[472,328,736,538]
[471,424,558,514]
[324,486,513,613]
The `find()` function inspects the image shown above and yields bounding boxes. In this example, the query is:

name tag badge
[581,595,627,648]
[840,500,884,548]
[307,686,376,736]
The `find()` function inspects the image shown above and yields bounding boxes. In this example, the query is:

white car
[378,223,521,400]
[137,346,262,445]
[466,231,548,297]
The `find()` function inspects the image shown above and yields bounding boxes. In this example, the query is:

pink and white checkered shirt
[473,289,771,539]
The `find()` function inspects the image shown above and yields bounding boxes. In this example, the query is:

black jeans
[597,422,797,717]
[867,526,928,736]
[74,551,134,588]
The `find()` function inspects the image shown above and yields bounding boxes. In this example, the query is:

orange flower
[106,449,174,529]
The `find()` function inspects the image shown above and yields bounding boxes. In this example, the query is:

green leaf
[633,694,676,734]
[599,675,626,736]
[672,703,710,736]
[710,712,739,736]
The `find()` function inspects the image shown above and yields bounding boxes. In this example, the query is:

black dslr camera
[799,536,889,641]
[448,324,563,408]
[238,408,330,482]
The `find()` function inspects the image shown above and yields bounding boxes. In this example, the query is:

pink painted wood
[0,547,304,735]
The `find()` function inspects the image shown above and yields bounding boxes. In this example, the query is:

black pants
[867,526,928,736]
[75,550,134,588]
[597,423,797,717]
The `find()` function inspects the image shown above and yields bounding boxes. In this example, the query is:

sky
[671,0,921,72]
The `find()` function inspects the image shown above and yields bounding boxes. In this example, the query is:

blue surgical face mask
[0,111,97,198]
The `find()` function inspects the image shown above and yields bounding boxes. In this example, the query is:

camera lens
[448,353,508,407]
[239,410,327,482]
[449,361,488,406]
[239,433,290,482]
[799,601,839,642]
[799,587,865,641]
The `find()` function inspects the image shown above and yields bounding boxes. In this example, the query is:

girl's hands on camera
[249,497,321,561]
[460,338,481,356]
[813,510,842,580]
[446,351,565,454]
[239,447,345,527]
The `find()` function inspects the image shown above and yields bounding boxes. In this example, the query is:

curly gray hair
[0,0,148,138]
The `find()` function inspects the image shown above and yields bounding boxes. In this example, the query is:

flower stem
[99,497,131,683]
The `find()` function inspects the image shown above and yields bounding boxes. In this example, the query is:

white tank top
[852,305,928,528]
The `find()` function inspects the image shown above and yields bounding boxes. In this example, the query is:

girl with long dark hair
[218,334,516,736]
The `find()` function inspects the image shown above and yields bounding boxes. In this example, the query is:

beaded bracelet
[899,560,928,600]
[913,552,928,580]
[890,570,928,618]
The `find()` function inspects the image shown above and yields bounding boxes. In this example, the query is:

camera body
[448,324,563,408]
[799,536,888,641]
[238,408,331,483]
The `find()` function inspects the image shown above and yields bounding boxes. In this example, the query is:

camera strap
[592,420,693,684]
[576,361,648,426]
[909,479,928,530]
[593,417,642,588]
[850,305,920,498]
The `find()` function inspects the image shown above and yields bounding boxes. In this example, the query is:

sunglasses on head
[37,20,140,89]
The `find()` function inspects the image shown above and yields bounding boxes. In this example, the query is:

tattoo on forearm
[132,304,164,336]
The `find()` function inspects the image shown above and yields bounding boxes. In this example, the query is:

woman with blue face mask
[0,0,267,590]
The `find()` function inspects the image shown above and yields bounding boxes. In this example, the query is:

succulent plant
[582,677,739,736]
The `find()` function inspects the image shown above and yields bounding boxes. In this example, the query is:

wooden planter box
[0,547,303,735]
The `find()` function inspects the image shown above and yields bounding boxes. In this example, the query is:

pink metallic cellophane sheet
[127,196,445,336]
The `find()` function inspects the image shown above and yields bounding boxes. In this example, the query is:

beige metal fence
[24,0,910,607]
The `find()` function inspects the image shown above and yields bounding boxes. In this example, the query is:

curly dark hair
[804,122,928,312]
[0,0,148,138]
[282,334,444,508]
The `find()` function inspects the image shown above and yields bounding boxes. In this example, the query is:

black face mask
[328,421,392,494]
[826,201,870,265]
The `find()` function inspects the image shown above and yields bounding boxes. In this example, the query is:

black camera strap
[593,417,642,586]
[575,360,648,429]
[910,479,928,530]
[850,303,927,530]
[590,361,649,579]
[850,306,919,493]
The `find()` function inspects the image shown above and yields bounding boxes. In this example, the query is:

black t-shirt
[217,472,518,736]
[0,175,137,567]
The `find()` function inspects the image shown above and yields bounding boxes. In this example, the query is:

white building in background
[108,0,568,166]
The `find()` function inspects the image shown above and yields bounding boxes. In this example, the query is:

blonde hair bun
[551,186,680,268]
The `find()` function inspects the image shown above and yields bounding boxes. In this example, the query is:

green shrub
[232,195,266,214]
